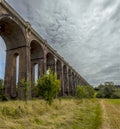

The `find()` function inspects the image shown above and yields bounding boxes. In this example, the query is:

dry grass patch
[0,99,101,129]
[100,99,120,129]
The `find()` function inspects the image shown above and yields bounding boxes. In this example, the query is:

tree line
[1,69,120,105]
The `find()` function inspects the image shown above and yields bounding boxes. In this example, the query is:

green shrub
[76,85,95,99]
[20,79,30,102]
[37,69,60,105]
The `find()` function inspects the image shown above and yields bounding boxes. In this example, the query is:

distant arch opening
[56,60,62,79]
[0,37,6,83]
[14,53,19,85]
[34,64,39,83]
[63,65,68,95]
[68,69,71,95]
[46,53,55,72]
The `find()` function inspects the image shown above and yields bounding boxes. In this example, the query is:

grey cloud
[0,0,119,86]
[102,0,117,9]
[110,3,120,21]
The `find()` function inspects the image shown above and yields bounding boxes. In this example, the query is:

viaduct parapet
[0,0,89,99]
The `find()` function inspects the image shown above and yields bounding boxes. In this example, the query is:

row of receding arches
[30,40,80,97]
[0,15,87,99]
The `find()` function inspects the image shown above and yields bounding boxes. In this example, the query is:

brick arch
[0,15,26,50]
[0,15,28,99]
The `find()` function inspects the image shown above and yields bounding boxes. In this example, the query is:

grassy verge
[100,99,120,129]
[0,99,102,129]
[105,99,120,105]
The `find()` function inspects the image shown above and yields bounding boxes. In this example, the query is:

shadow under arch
[46,52,55,72]
[0,15,27,99]
[56,59,62,79]
[56,59,63,96]
[63,65,68,95]
[30,40,44,97]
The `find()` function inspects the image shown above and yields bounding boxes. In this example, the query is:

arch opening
[68,69,71,95]
[15,54,19,85]
[30,40,44,80]
[0,37,6,83]
[56,60,62,79]
[46,53,55,72]
[63,65,68,95]
[34,64,39,84]
[30,40,44,97]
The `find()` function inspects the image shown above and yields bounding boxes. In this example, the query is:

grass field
[0,99,101,129]
[100,99,120,129]
[0,99,120,129]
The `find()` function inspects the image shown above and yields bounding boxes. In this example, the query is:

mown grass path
[100,99,120,129]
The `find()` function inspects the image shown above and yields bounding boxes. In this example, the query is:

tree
[96,83,115,98]
[37,69,60,105]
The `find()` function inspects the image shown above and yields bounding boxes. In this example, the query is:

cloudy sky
[0,0,120,86]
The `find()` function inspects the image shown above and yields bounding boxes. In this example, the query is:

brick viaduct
[0,0,89,99]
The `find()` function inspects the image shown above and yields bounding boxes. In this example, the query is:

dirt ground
[100,99,120,129]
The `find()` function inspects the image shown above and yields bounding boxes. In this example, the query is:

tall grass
[0,99,102,129]
[105,99,120,105]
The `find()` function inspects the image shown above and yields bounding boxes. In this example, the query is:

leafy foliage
[37,69,60,105]
[76,85,95,99]
[20,79,30,102]
[96,83,120,98]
